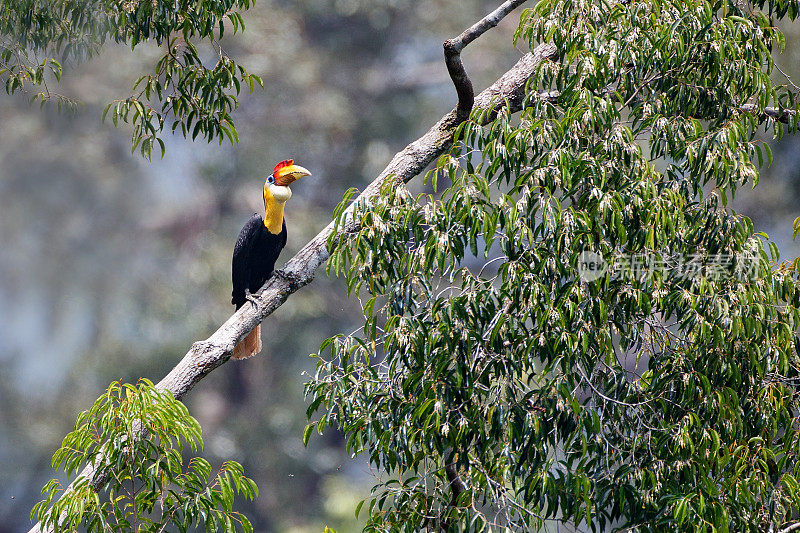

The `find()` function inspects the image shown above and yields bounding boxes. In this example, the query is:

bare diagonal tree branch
[444,0,529,116]
[156,43,557,402]
[778,523,800,533]
[29,9,556,531]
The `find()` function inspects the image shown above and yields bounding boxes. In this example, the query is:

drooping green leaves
[31,379,258,532]
[0,0,259,157]
[308,1,800,531]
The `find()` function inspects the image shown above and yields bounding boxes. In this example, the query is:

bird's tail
[232,324,262,360]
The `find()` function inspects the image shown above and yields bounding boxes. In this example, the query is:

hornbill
[231,159,312,359]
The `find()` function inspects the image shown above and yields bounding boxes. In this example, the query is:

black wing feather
[232,214,263,308]
[232,215,288,309]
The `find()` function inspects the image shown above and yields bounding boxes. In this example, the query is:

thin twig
[774,63,800,92]
[443,0,529,117]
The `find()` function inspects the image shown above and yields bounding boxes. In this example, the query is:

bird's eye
[267,175,275,184]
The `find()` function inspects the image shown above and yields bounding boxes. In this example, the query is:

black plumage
[231,213,287,309]
[230,159,309,360]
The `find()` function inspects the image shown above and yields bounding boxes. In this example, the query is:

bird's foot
[244,289,260,309]
[273,268,301,285]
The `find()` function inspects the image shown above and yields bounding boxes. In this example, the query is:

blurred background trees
[0,1,526,531]
[3,0,800,532]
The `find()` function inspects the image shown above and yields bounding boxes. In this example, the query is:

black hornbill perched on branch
[231,159,312,360]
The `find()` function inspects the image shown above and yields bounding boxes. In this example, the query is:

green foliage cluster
[307,1,800,531]
[32,379,258,532]
[0,0,260,157]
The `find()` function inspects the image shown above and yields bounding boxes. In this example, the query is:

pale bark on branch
[28,6,557,530]
[155,47,556,401]
[444,0,528,117]
[739,103,798,124]
[776,523,800,533]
